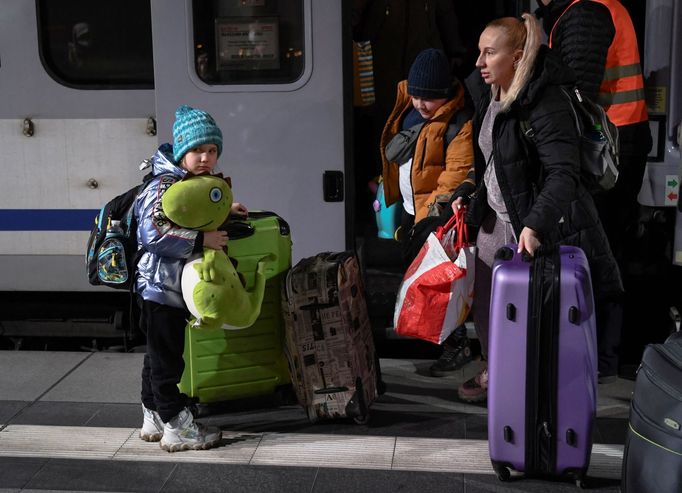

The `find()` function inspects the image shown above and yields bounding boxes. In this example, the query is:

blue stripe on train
[0,210,99,231]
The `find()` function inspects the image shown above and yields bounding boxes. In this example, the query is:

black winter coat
[460,46,623,300]
[535,0,615,102]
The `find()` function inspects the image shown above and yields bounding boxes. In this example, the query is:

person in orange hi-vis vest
[535,0,653,384]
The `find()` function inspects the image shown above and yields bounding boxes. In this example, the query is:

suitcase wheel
[274,385,297,406]
[352,413,370,425]
[569,470,588,489]
[492,463,511,482]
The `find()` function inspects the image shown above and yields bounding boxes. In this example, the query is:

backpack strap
[444,104,474,147]
[517,107,537,160]
[520,86,583,142]
[516,108,543,185]
[519,119,536,140]
[517,100,536,142]
[423,105,475,215]
[559,86,587,133]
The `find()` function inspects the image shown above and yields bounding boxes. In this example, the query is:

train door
[348,0,533,241]
[149,0,346,261]
[349,1,532,336]
[608,0,682,369]
[640,0,682,266]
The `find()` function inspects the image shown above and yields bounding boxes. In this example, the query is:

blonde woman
[450,14,622,402]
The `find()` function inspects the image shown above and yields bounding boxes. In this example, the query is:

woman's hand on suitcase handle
[518,227,541,256]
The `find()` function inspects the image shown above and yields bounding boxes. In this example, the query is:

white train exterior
[0,0,679,339]
[0,0,346,295]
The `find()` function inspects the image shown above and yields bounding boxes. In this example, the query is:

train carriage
[0,0,679,350]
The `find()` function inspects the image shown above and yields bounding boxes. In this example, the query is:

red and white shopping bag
[394,208,475,344]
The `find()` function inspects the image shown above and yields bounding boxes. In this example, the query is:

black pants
[592,121,652,376]
[139,298,189,422]
[399,210,449,268]
[399,209,416,268]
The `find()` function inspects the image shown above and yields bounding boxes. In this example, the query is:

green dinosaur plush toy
[161,174,267,330]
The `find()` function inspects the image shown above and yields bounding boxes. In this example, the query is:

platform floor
[0,351,633,492]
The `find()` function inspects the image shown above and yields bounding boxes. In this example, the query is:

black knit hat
[407,49,452,99]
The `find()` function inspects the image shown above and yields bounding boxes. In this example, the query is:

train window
[36,0,154,88]
[192,0,305,85]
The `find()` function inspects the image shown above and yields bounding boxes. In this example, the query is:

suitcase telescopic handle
[223,221,255,240]
[531,243,558,258]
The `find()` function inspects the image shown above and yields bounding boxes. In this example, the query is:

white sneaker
[140,405,164,442]
[159,407,222,452]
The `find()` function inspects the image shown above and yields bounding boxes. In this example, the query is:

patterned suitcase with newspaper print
[282,251,378,423]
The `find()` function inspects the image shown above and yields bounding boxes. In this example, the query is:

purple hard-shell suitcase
[488,245,597,487]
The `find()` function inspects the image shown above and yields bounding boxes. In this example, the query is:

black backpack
[520,86,620,194]
[85,171,160,289]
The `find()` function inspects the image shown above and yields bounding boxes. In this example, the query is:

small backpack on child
[85,163,163,289]
[86,186,144,289]
[520,86,620,195]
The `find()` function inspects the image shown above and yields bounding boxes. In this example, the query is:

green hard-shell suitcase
[179,211,292,404]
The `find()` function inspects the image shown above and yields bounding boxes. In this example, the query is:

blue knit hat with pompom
[172,105,223,163]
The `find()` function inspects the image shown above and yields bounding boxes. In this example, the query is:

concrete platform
[0,351,632,492]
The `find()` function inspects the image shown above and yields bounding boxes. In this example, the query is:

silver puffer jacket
[134,144,199,309]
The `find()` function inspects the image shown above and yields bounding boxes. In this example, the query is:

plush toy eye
[209,187,222,203]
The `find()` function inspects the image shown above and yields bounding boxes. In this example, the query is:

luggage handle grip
[313,386,349,394]
[222,221,255,240]
[495,244,557,262]
[520,243,557,262]
[300,302,336,311]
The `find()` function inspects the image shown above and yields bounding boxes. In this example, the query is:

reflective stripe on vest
[549,0,648,126]
[603,63,642,81]
[597,88,646,106]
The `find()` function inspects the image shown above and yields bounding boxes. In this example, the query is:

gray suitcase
[621,337,682,492]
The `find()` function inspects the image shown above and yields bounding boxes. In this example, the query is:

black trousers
[592,121,652,376]
[399,210,449,267]
[399,209,416,268]
[139,298,189,422]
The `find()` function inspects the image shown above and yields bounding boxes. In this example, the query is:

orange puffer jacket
[380,79,474,223]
